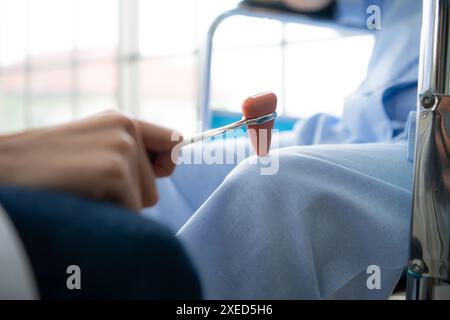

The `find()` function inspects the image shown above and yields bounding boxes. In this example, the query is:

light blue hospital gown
[144,0,422,299]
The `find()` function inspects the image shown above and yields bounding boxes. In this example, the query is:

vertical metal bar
[198,9,242,130]
[198,24,213,130]
[407,0,450,300]
[423,0,450,94]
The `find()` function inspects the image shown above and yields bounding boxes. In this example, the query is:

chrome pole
[407,0,450,300]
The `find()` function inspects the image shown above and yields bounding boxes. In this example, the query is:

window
[0,0,119,131]
[210,17,374,119]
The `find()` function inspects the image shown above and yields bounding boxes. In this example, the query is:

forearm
[0,126,42,145]
[0,128,38,174]
[281,0,333,12]
[0,133,32,186]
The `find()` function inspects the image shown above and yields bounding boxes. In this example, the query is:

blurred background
[0,0,374,135]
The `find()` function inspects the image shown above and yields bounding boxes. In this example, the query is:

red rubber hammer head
[242,92,277,157]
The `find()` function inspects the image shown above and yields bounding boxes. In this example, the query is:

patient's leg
[177,143,413,299]
[144,131,296,231]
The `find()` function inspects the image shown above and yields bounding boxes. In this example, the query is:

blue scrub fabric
[175,142,413,299]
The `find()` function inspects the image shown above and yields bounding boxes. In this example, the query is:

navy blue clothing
[0,185,201,299]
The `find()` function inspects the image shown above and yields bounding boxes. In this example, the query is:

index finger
[135,120,183,152]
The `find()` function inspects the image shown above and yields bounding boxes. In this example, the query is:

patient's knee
[226,149,310,195]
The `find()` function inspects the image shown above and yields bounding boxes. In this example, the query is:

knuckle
[115,114,134,129]
[103,154,129,180]
[112,132,137,155]
[105,112,133,129]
